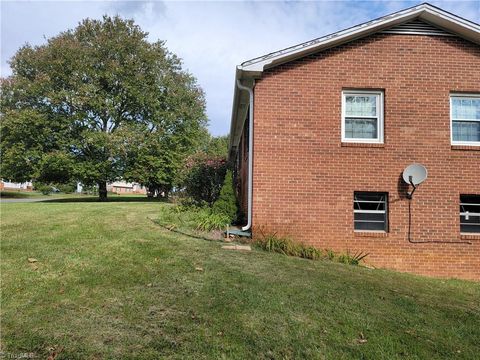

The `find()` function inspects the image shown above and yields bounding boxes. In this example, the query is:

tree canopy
[0,16,207,200]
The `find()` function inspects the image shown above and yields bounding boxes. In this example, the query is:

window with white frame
[451,95,480,145]
[354,192,388,231]
[460,195,480,234]
[342,91,384,143]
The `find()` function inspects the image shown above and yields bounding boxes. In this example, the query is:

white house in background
[107,181,147,195]
[0,180,33,191]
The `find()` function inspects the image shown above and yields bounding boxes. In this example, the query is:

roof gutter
[236,79,254,232]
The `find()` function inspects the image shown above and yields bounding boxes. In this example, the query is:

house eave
[228,69,256,161]
[228,3,480,158]
[238,4,480,74]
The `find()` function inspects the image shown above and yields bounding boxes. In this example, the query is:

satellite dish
[403,164,428,186]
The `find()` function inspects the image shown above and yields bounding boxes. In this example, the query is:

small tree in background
[181,155,227,205]
[198,134,229,158]
[212,170,237,222]
[178,134,229,205]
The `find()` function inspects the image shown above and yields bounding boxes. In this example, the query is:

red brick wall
[250,33,480,280]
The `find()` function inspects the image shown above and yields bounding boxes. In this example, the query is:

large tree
[0,16,207,200]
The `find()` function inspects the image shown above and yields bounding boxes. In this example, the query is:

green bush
[56,183,76,193]
[326,249,336,261]
[254,232,300,256]
[299,246,323,260]
[195,209,231,231]
[36,184,52,195]
[158,205,230,232]
[337,250,369,265]
[253,232,323,260]
[181,155,227,205]
[212,170,237,222]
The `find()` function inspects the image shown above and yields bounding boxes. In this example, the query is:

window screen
[354,192,388,231]
[460,194,480,233]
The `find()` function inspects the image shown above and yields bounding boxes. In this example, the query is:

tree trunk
[98,181,108,202]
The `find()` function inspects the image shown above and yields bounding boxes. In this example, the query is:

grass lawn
[1,201,479,359]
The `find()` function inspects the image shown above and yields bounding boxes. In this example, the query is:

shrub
[212,170,237,222]
[299,246,323,260]
[195,209,231,231]
[326,249,336,261]
[337,250,369,265]
[253,231,368,265]
[36,184,52,195]
[56,183,76,193]
[81,185,98,195]
[253,232,322,260]
[158,205,231,232]
[181,155,227,205]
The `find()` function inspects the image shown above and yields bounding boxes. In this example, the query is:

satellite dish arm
[407,176,416,199]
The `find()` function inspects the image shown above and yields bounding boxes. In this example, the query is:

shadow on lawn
[41,196,169,203]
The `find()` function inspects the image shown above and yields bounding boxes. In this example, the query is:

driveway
[1,198,51,203]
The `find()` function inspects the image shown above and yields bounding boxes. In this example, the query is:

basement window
[342,91,384,143]
[354,192,388,232]
[451,94,480,146]
[460,195,480,234]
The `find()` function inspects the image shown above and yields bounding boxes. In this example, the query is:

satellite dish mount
[407,175,417,199]
[402,164,427,199]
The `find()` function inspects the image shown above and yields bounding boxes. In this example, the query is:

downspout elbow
[236,80,254,232]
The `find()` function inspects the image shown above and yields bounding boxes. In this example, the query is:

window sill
[354,231,388,238]
[341,142,385,148]
[451,145,480,151]
[460,233,480,241]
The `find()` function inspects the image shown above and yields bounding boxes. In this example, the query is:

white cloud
[1,1,479,135]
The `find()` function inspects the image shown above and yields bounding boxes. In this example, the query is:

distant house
[0,180,33,191]
[229,4,480,280]
[107,181,146,195]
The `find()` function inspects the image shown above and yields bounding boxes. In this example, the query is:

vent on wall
[381,19,455,36]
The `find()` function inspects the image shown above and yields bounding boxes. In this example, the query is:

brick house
[229,3,480,280]
[107,181,147,195]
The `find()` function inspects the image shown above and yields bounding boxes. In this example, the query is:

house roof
[228,3,480,158]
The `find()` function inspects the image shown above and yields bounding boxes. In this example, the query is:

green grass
[1,202,479,359]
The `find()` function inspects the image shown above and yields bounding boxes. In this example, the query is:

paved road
[1,197,66,203]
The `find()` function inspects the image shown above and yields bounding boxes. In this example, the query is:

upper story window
[451,94,480,146]
[342,90,384,144]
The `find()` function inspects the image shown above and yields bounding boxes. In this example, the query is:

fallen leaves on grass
[47,346,63,360]
[356,332,368,344]
[27,257,38,263]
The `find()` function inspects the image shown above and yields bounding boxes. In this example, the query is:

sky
[1,1,479,135]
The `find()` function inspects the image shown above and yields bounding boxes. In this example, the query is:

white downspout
[236,80,254,232]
